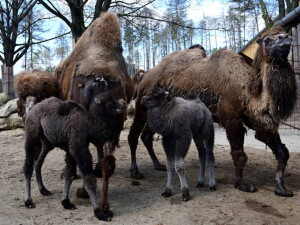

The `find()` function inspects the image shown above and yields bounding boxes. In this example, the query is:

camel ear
[256,37,262,45]
[94,95,102,104]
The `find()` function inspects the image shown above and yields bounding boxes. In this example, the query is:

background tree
[55,23,71,62]
[38,0,112,43]
[0,0,38,97]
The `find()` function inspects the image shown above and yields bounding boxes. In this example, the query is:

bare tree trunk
[1,64,15,98]
[278,0,285,19]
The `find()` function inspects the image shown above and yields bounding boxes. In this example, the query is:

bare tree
[37,0,111,43]
[0,0,38,97]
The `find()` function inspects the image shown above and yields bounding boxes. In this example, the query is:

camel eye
[264,37,271,43]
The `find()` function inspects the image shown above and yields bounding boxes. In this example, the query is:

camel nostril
[279,34,288,39]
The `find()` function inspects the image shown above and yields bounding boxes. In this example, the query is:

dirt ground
[0,125,300,225]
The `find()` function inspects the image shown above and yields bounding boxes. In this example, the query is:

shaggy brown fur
[132,70,145,99]
[129,27,297,197]
[14,12,133,218]
[13,70,59,120]
[54,12,133,101]
[53,12,133,217]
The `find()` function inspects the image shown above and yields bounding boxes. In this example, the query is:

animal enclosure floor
[0,128,300,225]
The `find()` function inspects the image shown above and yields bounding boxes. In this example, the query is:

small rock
[0,98,18,117]
[0,93,10,106]
[0,113,23,130]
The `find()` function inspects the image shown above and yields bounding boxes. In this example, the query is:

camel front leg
[255,130,293,197]
[100,142,116,217]
[224,119,257,192]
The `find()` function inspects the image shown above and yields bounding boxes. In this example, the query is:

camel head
[141,85,169,108]
[256,27,292,64]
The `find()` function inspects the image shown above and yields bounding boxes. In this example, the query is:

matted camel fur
[130,27,297,198]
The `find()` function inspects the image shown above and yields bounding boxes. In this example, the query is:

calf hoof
[40,187,52,196]
[94,163,103,178]
[61,199,77,210]
[197,182,204,188]
[25,199,35,208]
[235,180,257,192]
[76,187,89,199]
[60,172,80,180]
[161,188,172,198]
[209,186,217,191]
[94,208,112,221]
[154,163,167,171]
[130,168,144,180]
[275,186,293,197]
[182,188,190,202]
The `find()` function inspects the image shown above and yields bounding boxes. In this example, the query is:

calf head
[92,91,127,115]
[141,85,169,108]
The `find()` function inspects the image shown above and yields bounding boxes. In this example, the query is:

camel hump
[13,70,59,98]
[89,12,121,50]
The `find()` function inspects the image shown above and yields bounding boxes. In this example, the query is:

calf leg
[204,134,216,191]
[224,119,256,192]
[35,140,53,196]
[175,136,192,202]
[94,143,104,178]
[193,136,206,187]
[24,139,42,208]
[61,152,77,210]
[255,130,293,197]
[161,135,176,198]
[70,145,111,221]
[141,124,166,171]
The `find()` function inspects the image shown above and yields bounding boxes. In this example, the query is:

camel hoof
[101,202,113,218]
[275,187,293,197]
[94,163,103,178]
[235,180,257,192]
[209,186,217,191]
[182,188,190,202]
[25,199,35,208]
[154,163,167,171]
[76,187,89,199]
[161,188,172,198]
[40,187,52,196]
[61,199,77,210]
[94,208,112,221]
[130,169,144,179]
[197,182,204,188]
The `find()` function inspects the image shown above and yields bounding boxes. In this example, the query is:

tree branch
[18,0,38,23]
[15,31,71,46]
[38,0,72,28]
[119,14,229,31]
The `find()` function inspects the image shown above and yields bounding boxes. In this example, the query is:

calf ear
[94,96,102,104]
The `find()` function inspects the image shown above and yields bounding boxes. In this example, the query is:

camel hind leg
[141,124,166,171]
[35,139,53,196]
[69,144,111,221]
[193,135,206,187]
[161,135,176,198]
[255,130,293,197]
[174,135,192,201]
[24,137,42,208]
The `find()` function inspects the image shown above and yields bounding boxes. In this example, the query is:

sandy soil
[0,126,300,225]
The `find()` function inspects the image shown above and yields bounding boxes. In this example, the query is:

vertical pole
[1,64,15,99]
